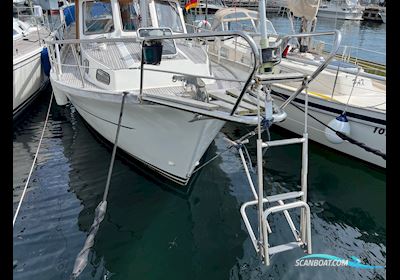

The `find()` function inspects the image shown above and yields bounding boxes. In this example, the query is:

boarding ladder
[228,73,311,265]
[225,28,342,265]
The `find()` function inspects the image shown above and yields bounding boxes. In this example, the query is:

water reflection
[13,94,385,279]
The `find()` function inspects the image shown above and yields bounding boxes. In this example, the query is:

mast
[75,0,79,39]
[258,0,268,49]
[205,0,208,22]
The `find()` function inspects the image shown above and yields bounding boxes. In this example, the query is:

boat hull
[51,79,225,185]
[271,90,386,168]
[317,9,363,20]
[13,49,48,118]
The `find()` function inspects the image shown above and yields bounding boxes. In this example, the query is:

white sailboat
[13,5,51,118]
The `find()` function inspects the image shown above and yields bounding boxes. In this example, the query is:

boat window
[138,28,177,56]
[83,0,114,35]
[248,11,258,19]
[261,20,277,35]
[224,12,248,19]
[224,19,256,32]
[251,19,277,35]
[119,0,140,31]
[154,0,184,33]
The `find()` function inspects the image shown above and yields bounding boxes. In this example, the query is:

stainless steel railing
[275,30,342,109]
[45,30,261,116]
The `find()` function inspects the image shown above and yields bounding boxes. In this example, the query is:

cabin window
[137,28,177,56]
[83,59,89,74]
[254,20,277,35]
[224,19,256,33]
[154,0,183,33]
[248,12,258,19]
[119,0,140,31]
[224,12,247,19]
[96,69,111,84]
[83,0,114,35]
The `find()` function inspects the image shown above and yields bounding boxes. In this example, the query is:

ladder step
[269,241,302,255]
[266,191,304,203]
[255,72,307,84]
[262,137,305,147]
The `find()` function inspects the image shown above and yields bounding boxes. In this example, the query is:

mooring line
[71,91,128,280]
[13,91,54,227]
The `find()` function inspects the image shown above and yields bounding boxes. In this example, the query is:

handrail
[136,30,260,115]
[46,30,261,116]
[276,30,342,109]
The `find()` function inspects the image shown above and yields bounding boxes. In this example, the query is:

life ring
[196,19,211,31]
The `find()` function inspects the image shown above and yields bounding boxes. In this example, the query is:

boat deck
[13,26,50,60]
[57,42,260,117]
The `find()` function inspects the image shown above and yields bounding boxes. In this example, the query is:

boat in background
[13,5,52,119]
[207,6,386,168]
[317,0,364,20]
[362,5,385,22]
[379,8,386,23]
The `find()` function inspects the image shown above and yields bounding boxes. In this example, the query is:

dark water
[13,86,385,279]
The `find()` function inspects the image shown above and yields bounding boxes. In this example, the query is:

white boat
[208,7,386,168]
[317,0,364,20]
[379,8,386,23]
[13,7,51,118]
[44,1,346,272]
[46,0,279,185]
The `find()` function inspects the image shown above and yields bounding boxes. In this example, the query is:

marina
[13,0,386,279]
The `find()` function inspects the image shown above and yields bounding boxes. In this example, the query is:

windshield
[83,0,114,35]
[254,20,277,35]
[154,1,184,33]
[224,19,256,33]
[119,0,140,31]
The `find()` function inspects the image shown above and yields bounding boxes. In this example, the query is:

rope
[343,67,361,114]
[71,92,128,280]
[191,144,235,174]
[273,91,386,160]
[13,91,54,227]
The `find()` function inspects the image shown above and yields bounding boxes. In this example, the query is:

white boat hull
[13,49,47,117]
[380,13,386,23]
[271,89,386,168]
[317,9,363,20]
[51,78,225,184]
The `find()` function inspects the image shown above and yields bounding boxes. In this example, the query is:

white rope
[13,92,54,227]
